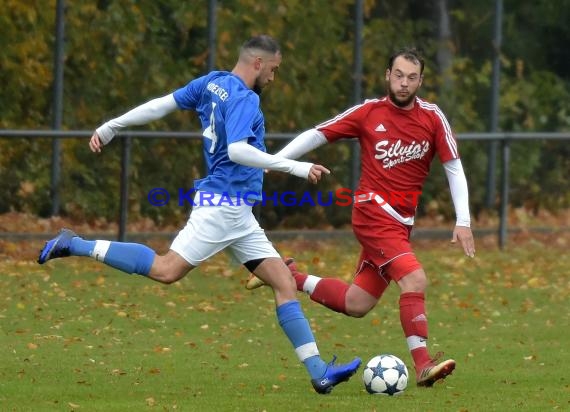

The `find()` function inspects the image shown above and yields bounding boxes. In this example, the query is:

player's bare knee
[149,265,186,284]
[346,308,368,318]
[147,271,172,284]
[346,306,371,317]
[345,286,376,317]
[252,257,295,291]
[268,276,296,296]
[156,273,180,284]
[345,301,374,318]
[398,270,427,292]
[149,253,192,284]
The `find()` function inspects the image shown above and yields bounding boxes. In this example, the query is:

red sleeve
[315,103,368,142]
[431,105,459,163]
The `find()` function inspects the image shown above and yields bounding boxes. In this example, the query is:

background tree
[0,0,568,227]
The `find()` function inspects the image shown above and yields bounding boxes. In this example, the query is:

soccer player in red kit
[247,47,476,387]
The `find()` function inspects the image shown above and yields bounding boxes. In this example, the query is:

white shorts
[170,193,280,267]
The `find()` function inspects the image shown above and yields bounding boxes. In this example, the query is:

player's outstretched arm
[228,140,330,183]
[275,128,328,159]
[92,94,179,152]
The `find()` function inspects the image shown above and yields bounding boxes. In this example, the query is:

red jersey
[317,96,459,217]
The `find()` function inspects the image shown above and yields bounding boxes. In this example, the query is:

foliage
[0,0,569,226]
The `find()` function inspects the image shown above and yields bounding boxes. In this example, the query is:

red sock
[293,273,307,291]
[399,292,431,369]
[295,273,349,314]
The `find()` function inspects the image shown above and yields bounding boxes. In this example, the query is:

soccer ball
[362,354,409,395]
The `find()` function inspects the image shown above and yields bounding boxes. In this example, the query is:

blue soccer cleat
[311,356,362,394]
[37,229,77,264]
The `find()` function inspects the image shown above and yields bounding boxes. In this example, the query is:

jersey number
[203,102,218,153]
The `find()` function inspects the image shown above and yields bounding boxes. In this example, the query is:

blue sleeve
[224,94,259,144]
[172,77,205,110]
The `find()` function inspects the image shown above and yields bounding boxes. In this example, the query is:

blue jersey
[173,71,265,199]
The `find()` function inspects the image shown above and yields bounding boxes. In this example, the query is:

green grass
[1,237,569,411]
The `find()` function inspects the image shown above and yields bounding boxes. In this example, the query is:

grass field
[1,234,569,411]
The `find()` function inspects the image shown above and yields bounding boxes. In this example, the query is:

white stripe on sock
[295,342,320,361]
[406,335,427,351]
[92,240,111,262]
[303,275,321,294]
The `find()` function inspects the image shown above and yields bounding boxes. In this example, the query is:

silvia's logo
[374,139,430,169]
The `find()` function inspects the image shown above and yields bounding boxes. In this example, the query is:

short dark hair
[240,35,281,55]
[388,47,424,74]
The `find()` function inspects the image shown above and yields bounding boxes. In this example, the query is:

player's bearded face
[254,53,281,95]
[386,58,423,108]
[253,73,270,95]
[387,80,417,108]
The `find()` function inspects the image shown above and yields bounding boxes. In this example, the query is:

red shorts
[351,200,422,299]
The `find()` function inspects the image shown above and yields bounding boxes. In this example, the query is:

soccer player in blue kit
[37,35,361,394]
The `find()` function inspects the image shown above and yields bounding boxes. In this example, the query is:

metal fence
[2,129,569,248]
[14,0,518,247]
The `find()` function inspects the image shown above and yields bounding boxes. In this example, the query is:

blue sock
[276,300,327,379]
[70,238,95,257]
[70,238,155,276]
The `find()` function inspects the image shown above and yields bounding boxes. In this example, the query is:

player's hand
[451,225,475,258]
[89,132,103,153]
[307,164,330,184]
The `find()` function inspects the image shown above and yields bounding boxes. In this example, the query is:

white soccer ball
[362,354,409,395]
